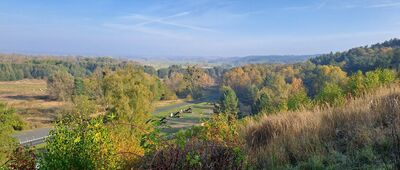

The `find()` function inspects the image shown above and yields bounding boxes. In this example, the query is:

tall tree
[219,86,239,116]
[47,70,74,101]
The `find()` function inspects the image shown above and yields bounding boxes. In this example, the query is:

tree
[347,71,366,97]
[102,66,158,164]
[184,66,214,99]
[47,70,74,101]
[377,69,396,85]
[316,83,345,107]
[73,77,85,96]
[219,86,239,116]
[287,90,310,111]
[303,65,348,97]
[252,92,272,115]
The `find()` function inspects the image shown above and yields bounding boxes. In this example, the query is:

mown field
[0,79,65,128]
[153,102,214,133]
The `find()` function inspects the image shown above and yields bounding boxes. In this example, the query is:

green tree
[73,77,85,96]
[347,71,366,97]
[365,70,381,90]
[102,66,159,163]
[316,83,346,107]
[377,69,396,85]
[287,90,310,111]
[103,67,154,124]
[219,86,239,116]
[252,92,272,114]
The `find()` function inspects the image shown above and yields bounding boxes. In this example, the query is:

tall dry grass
[243,85,400,169]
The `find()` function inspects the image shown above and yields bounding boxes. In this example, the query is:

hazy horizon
[1,0,400,57]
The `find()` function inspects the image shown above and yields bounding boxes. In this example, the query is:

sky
[0,0,400,57]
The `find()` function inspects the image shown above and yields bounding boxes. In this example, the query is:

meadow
[0,79,65,129]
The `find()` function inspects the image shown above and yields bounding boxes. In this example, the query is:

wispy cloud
[367,2,400,8]
[116,12,215,32]
[284,0,400,10]
[283,0,328,10]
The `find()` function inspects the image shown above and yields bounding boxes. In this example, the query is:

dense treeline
[0,54,149,81]
[311,38,400,73]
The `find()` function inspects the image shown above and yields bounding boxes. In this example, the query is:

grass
[153,102,214,133]
[243,85,400,169]
[0,79,66,129]
[153,99,187,108]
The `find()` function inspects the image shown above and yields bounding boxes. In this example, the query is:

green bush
[0,103,24,164]
[39,116,120,170]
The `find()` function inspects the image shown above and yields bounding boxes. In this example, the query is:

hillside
[311,38,400,73]
[210,55,315,66]
[244,86,400,169]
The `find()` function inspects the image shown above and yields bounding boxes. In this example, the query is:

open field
[0,79,65,128]
[154,102,214,133]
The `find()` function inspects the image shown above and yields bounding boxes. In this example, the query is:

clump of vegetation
[141,114,247,169]
[6,146,36,170]
[39,116,120,170]
[0,102,25,165]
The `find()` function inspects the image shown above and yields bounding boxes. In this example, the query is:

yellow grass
[243,85,400,168]
[0,79,66,128]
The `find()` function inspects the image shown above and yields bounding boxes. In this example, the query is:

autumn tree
[184,66,214,99]
[102,66,159,164]
[303,65,348,97]
[47,70,74,101]
[287,78,311,111]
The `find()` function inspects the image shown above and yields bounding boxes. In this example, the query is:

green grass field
[153,102,214,133]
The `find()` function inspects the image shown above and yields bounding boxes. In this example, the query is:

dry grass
[243,85,400,168]
[0,79,66,128]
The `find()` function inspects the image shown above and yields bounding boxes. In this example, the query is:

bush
[316,83,345,107]
[6,146,36,170]
[39,117,120,170]
[145,140,246,169]
[141,114,246,169]
[0,103,24,164]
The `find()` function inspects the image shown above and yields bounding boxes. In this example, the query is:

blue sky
[0,0,400,57]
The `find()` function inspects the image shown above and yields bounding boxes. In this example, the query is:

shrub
[6,146,36,170]
[39,117,120,170]
[142,114,246,169]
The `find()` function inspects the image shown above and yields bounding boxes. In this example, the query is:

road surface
[12,127,51,146]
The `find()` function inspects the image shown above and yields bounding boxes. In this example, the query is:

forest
[1,38,400,169]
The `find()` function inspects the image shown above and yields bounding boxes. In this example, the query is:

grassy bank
[243,86,400,169]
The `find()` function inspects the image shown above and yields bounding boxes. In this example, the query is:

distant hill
[310,38,400,73]
[135,55,316,68]
[209,55,315,66]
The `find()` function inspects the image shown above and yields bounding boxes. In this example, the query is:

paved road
[13,99,213,146]
[13,127,51,146]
